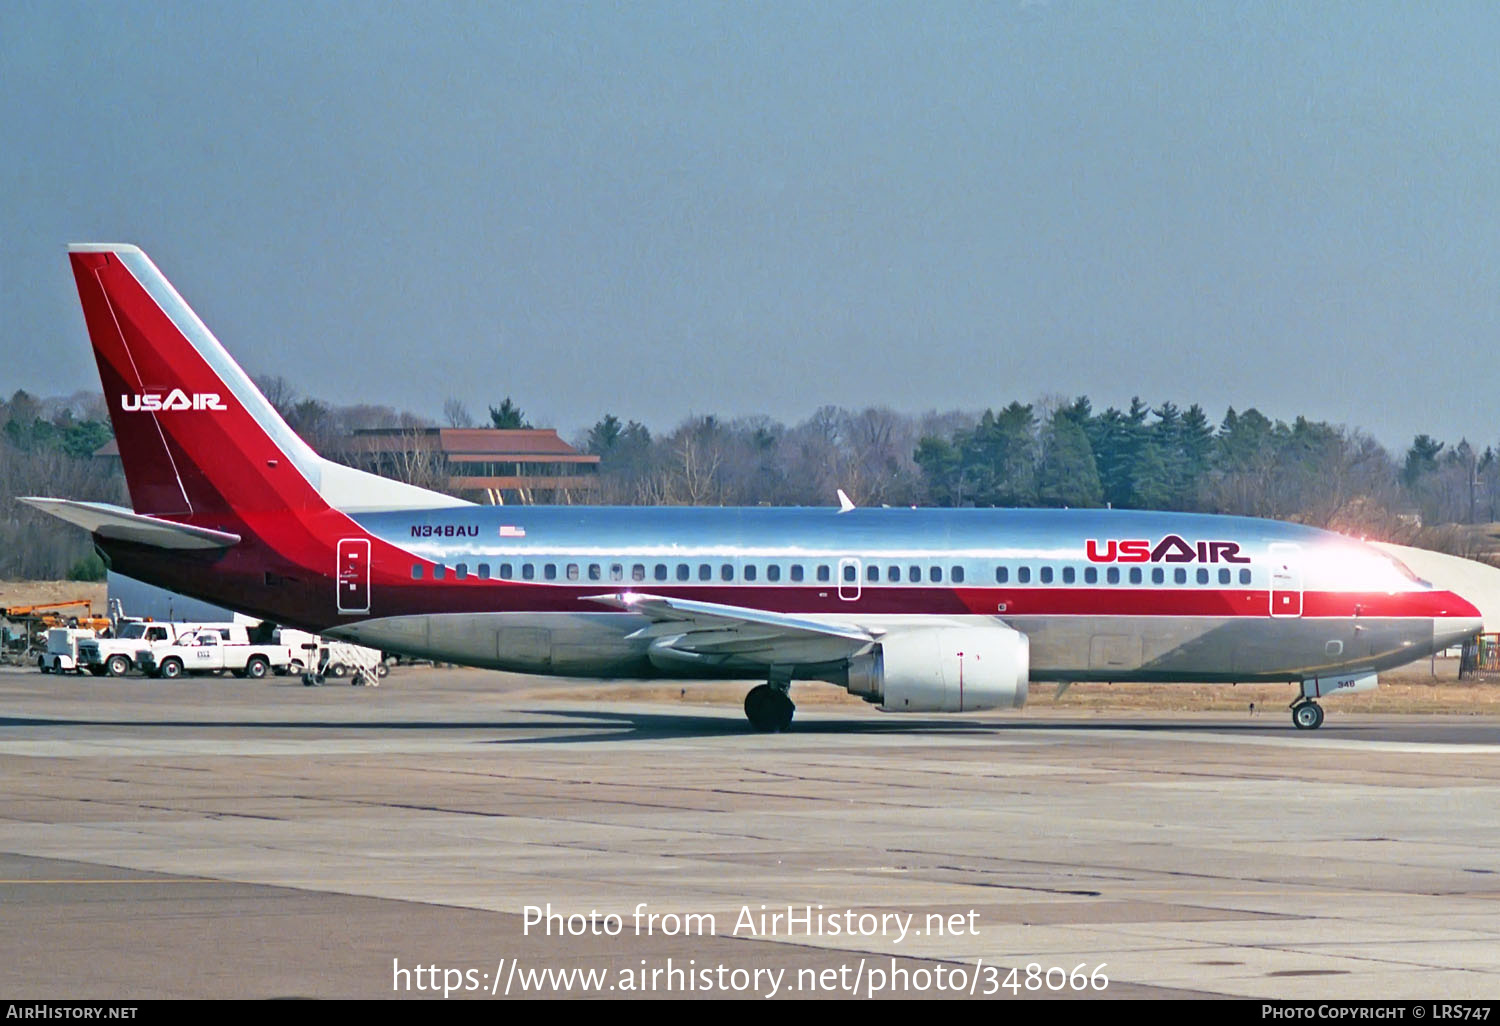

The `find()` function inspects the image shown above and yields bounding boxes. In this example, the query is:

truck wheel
[245,656,270,680]
[159,658,184,679]
[326,662,347,678]
[107,655,131,677]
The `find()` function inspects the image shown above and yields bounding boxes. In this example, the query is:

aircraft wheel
[1292,700,1324,731]
[744,684,795,732]
[744,684,774,731]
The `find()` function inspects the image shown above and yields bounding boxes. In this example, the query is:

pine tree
[1038,411,1102,507]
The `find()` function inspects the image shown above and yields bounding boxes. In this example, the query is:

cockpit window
[1378,549,1430,587]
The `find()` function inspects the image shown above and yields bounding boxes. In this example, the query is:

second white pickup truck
[136,629,296,679]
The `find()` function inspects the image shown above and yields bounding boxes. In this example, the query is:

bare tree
[443,398,475,428]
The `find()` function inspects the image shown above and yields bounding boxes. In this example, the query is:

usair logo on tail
[120,389,228,412]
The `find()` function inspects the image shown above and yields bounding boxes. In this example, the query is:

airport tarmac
[1,664,1498,1000]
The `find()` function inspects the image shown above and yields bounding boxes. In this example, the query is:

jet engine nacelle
[845,626,1029,713]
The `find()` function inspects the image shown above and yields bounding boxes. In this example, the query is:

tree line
[574,395,1498,548]
[3,382,1498,579]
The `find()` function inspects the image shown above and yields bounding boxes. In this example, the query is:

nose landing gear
[1291,699,1324,730]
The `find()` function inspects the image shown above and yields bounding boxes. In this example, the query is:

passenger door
[1268,543,1303,618]
[337,538,371,615]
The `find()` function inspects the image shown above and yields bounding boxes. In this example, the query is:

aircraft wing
[18,497,241,550]
[583,592,877,663]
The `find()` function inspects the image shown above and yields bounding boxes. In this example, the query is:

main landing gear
[744,671,795,732]
[1291,699,1325,731]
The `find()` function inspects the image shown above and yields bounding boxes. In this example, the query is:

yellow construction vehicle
[0,599,112,664]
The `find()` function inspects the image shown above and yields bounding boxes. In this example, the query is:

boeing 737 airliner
[23,245,1482,731]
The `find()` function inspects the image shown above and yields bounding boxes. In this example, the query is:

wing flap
[583,591,876,663]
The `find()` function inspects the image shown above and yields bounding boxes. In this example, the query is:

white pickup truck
[79,621,233,677]
[136,628,296,679]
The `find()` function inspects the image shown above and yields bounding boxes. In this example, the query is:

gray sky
[3,1,1498,451]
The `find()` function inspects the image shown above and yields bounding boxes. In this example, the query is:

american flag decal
[499,525,526,538]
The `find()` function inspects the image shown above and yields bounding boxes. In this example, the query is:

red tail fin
[68,244,464,521]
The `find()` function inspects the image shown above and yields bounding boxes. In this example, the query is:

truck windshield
[118,623,148,639]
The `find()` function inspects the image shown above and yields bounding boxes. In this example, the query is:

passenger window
[866,564,879,583]
[588,564,601,581]
[654,564,668,581]
[1239,568,1252,585]
[500,563,513,579]
[455,563,468,579]
[610,564,623,581]
[632,564,646,582]
[1107,567,1120,584]
[1084,567,1097,584]
[566,564,579,581]
[411,564,423,580]
[1175,568,1187,585]
[1018,567,1031,584]
[908,566,921,583]
[1196,568,1209,585]
[544,564,558,581]
[1062,566,1075,584]
[887,565,900,583]
[721,564,734,581]
[478,564,491,580]
[1151,568,1164,584]
[699,563,712,581]
[746,565,758,582]
[522,564,534,580]
[995,566,1008,584]
[434,565,446,580]
[951,566,963,583]
[767,565,781,582]
[790,565,804,582]
[841,564,855,583]
[1039,566,1053,584]
[1129,568,1143,584]
[818,565,831,582]
[1218,568,1230,585]
[929,566,942,583]
[676,564,690,581]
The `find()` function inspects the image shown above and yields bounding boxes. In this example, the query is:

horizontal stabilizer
[18,497,241,550]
